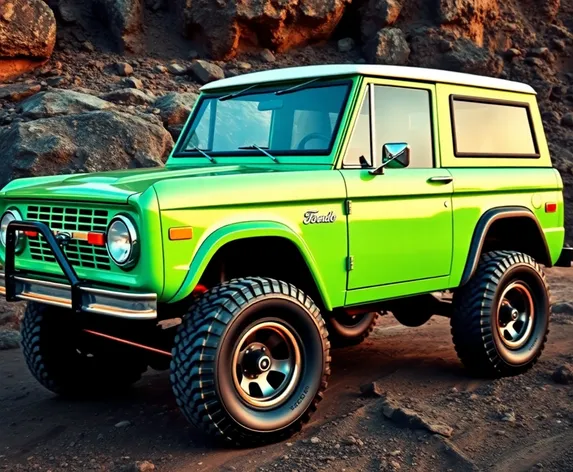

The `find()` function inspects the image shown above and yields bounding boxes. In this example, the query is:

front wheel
[170,277,330,445]
[451,251,550,377]
[21,302,147,397]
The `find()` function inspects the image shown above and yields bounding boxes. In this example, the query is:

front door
[339,80,453,290]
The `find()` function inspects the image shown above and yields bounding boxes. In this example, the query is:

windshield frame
[172,79,353,159]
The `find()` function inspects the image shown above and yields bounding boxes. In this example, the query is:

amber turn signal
[169,227,193,241]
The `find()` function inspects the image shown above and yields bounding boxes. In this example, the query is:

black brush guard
[1,220,157,319]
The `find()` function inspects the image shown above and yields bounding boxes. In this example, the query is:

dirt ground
[0,268,572,472]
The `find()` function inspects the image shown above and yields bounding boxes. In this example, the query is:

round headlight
[0,209,22,248]
[106,215,138,268]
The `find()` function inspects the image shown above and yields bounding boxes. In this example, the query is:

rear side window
[451,97,539,158]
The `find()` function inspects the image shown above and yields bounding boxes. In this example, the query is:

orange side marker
[169,227,193,241]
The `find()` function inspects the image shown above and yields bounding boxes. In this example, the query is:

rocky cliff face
[1,0,573,235]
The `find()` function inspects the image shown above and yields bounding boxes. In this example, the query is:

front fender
[168,220,334,310]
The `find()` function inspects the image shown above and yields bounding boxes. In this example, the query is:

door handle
[428,176,453,184]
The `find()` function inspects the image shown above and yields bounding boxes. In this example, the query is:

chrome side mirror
[369,143,411,175]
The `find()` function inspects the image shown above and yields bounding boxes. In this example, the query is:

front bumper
[1,220,157,320]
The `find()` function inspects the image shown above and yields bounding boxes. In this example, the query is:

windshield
[176,82,350,157]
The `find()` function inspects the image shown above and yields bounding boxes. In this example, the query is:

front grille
[26,205,112,271]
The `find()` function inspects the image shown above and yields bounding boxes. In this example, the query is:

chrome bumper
[0,271,157,320]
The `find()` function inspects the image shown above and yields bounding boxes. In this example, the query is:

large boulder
[360,0,402,43]
[0,0,56,81]
[154,91,198,126]
[180,0,351,59]
[18,90,114,119]
[437,0,498,24]
[410,32,503,77]
[0,111,173,187]
[364,28,410,65]
[92,0,144,53]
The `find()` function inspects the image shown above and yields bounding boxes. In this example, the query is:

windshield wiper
[275,78,320,96]
[189,145,216,164]
[219,84,258,101]
[238,144,279,163]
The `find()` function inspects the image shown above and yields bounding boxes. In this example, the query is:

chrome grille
[26,205,111,270]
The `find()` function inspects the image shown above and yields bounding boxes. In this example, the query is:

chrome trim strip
[82,286,157,302]
[14,275,71,291]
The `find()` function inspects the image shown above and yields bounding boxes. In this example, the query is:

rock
[260,49,276,63]
[190,60,225,84]
[82,41,95,52]
[19,90,113,119]
[116,62,134,76]
[338,37,355,53]
[543,0,561,19]
[115,420,132,428]
[364,28,410,65]
[360,381,383,398]
[501,411,516,423]
[561,113,573,128]
[381,394,453,437]
[310,436,321,444]
[57,0,76,23]
[119,77,144,90]
[0,83,41,102]
[46,77,65,87]
[360,0,402,41]
[552,39,566,51]
[506,48,522,59]
[154,92,198,126]
[528,48,550,59]
[133,461,155,472]
[0,0,56,81]
[552,364,573,384]
[343,435,357,445]
[236,61,252,71]
[552,302,573,314]
[93,0,144,53]
[180,0,350,59]
[0,111,173,188]
[0,330,20,350]
[167,63,187,75]
[525,57,545,68]
[101,89,154,106]
[438,0,499,24]
[153,64,168,74]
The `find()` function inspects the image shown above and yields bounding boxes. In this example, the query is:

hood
[0,165,286,203]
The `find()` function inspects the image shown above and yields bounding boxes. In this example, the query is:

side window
[343,88,372,167]
[451,98,538,157]
[373,86,434,168]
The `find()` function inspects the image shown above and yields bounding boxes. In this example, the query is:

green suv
[0,64,571,445]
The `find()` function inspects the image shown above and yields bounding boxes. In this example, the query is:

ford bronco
[0,64,571,445]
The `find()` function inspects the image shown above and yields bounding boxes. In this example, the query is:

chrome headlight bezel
[105,214,139,269]
[0,209,23,250]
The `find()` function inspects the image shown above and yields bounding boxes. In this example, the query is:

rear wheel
[21,302,147,397]
[170,277,330,445]
[451,251,550,377]
[326,310,379,347]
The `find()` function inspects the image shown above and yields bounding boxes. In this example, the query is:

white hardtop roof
[201,64,536,95]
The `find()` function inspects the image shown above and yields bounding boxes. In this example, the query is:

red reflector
[545,202,557,213]
[24,231,38,238]
[87,232,106,246]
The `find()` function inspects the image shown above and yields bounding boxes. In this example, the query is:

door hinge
[345,200,352,216]
[346,256,354,271]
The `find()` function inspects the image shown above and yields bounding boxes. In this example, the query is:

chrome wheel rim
[497,282,535,349]
[232,321,301,409]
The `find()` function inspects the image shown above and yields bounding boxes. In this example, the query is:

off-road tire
[21,302,147,397]
[170,277,330,446]
[451,251,550,377]
[326,311,379,347]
